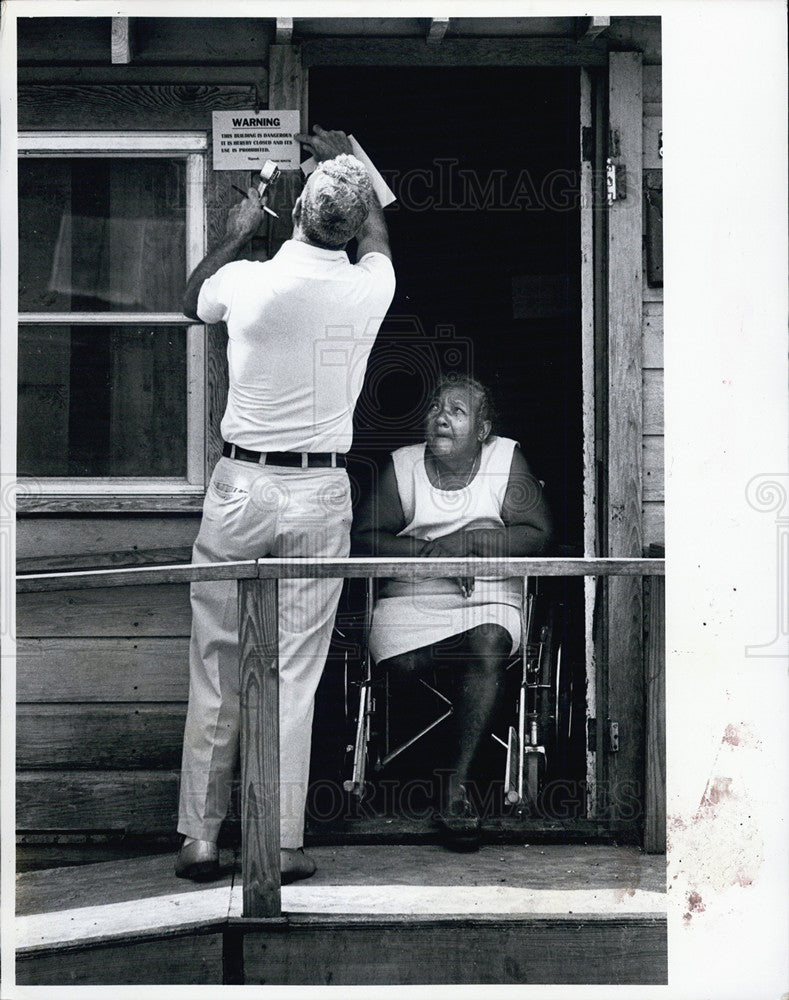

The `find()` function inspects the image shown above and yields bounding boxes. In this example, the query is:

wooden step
[17,844,667,986]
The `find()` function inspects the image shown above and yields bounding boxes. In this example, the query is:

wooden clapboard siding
[16,517,199,561]
[643,373,663,435]
[642,302,663,369]
[16,515,200,571]
[17,584,192,637]
[643,436,664,502]
[17,547,194,575]
[640,57,665,853]
[17,929,225,986]
[242,915,668,985]
[643,502,664,552]
[18,85,254,131]
[644,574,666,853]
[18,704,186,769]
[641,63,664,549]
[17,638,190,703]
[605,51,645,826]
[642,64,662,104]
[17,772,181,834]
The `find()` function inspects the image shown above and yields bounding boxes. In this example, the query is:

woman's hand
[419,529,467,558]
[419,532,475,598]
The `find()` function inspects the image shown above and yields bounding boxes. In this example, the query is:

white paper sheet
[300,134,396,207]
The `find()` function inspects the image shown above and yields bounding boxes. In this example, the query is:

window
[17,133,206,503]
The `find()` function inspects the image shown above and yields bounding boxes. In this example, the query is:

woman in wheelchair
[352,374,552,850]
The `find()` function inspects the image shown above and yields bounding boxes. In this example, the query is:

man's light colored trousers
[178,456,351,848]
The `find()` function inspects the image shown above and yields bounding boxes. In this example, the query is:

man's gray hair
[301,153,373,249]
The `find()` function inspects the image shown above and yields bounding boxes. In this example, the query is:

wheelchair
[342,577,571,815]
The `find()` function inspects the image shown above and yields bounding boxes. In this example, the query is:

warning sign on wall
[212,110,301,170]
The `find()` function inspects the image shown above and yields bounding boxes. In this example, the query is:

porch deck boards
[16,845,666,985]
[17,844,665,947]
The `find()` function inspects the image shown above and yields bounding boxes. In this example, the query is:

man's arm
[183,187,268,320]
[356,192,391,261]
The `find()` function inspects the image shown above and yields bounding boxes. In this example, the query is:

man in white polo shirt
[176,127,395,883]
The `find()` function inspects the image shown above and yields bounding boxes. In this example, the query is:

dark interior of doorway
[307,67,587,834]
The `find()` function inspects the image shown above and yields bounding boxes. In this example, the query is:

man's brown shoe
[175,838,220,881]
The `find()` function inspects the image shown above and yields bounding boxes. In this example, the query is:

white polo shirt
[197,239,395,454]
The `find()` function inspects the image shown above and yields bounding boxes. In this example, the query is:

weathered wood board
[17,584,192,637]
[17,637,190,702]
[17,772,181,834]
[643,370,664,436]
[17,929,225,986]
[18,84,255,131]
[242,914,668,985]
[643,436,664,502]
[642,302,664,369]
[16,517,200,560]
[17,704,187,769]
[644,575,666,853]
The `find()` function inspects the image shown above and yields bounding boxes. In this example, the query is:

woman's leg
[379,624,511,810]
[442,623,511,808]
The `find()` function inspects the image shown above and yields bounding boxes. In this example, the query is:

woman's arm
[351,458,423,556]
[420,447,552,557]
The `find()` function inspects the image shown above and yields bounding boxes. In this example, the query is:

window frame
[17,131,207,504]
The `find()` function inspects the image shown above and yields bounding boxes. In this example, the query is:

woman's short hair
[301,154,372,249]
[430,373,497,437]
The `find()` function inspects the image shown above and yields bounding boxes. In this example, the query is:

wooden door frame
[604,51,644,824]
[272,39,645,829]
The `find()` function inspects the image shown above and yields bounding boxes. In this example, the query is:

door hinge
[587,717,597,752]
[608,720,620,752]
[606,158,626,204]
[581,126,594,163]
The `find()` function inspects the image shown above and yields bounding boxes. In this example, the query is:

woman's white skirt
[368,580,522,663]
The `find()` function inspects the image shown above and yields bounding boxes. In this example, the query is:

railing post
[238,576,281,917]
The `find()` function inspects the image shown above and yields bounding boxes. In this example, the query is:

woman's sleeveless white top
[368,436,524,662]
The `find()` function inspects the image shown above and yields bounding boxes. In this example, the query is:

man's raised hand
[295,125,354,162]
[226,187,268,240]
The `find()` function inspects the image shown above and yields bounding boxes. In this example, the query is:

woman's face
[425,387,486,461]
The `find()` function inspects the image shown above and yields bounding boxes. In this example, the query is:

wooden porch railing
[17,556,665,919]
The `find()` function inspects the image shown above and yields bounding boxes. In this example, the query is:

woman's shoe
[434,786,481,852]
[175,838,220,881]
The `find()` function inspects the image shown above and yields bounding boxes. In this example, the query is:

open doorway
[308,66,588,831]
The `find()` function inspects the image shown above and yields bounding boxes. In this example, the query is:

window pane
[18,326,187,477]
[19,158,186,312]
